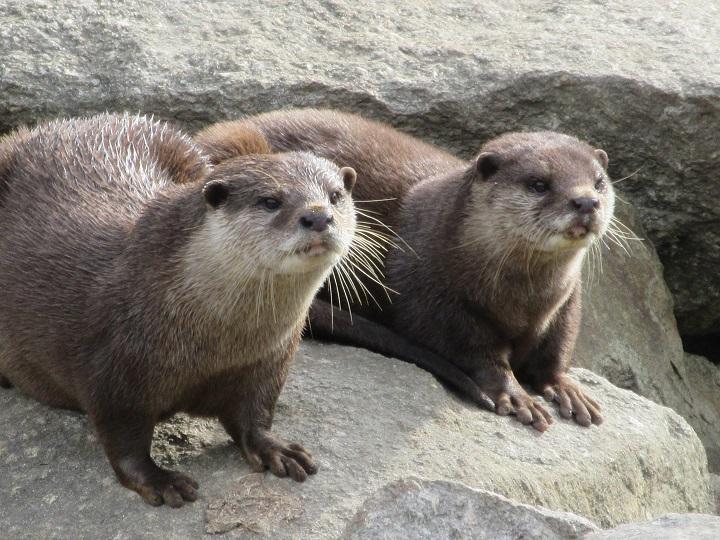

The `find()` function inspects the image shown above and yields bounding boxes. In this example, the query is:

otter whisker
[353,198,398,203]
[355,210,416,256]
[608,220,643,241]
[327,268,335,331]
[353,206,383,216]
[330,267,352,322]
[352,240,385,267]
[353,229,392,257]
[611,167,643,185]
[604,229,632,256]
[339,257,383,309]
[345,258,399,296]
[355,222,403,250]
[348,241,387,282]
[336,259,366,305]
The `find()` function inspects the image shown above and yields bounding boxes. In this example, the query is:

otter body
[0,113,357,505]
[195,110,614,431]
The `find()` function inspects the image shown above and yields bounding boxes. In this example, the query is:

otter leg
[0,373,12,388]
[218,357,317,482]
[307,300,495,410]
[92,409,199,507]
[470,345,554,432]
[521,286,603,427]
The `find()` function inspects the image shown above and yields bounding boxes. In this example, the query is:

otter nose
[300,211,333,232]
[571,197,599,214]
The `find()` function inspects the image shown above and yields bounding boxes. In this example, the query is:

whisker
[611,167,643,185]
[355,210,416,256]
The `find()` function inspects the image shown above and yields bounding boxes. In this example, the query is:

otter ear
[203,180,229,208]
[475,152,501,180]
[594,149,609,170]
[340,166,357,192]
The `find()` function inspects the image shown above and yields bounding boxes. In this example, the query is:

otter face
[472,132,615,254]
[201,152,357,275]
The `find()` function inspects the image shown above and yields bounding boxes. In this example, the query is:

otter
[195,110,614,432]
[0,113,357,506]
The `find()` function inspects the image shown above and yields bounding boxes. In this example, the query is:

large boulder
[1,0,719,337]
[0,343,712,538]
[576,203,720,472]
[344,478,599,539]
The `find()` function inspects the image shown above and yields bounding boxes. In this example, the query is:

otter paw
[474,370,553,432]
[129,468,199,508]
[244,431,318,482]
[541,376,603,427]
[494,389,554,432]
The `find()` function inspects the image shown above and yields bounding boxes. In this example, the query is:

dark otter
[0,113,357,506]
[194,110,614,431]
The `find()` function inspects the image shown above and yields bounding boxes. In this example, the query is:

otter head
[470,131,614,254]
[200,151,357,276]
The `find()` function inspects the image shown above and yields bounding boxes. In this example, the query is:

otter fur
[194,110,615,431]
[0,113,357,505]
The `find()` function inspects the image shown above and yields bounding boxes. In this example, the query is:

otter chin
[278,238,348,273]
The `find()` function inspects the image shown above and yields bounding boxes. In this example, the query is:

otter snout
[570,196,599,214]
[300,208,334,232]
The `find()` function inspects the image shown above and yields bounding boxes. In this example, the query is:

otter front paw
[243,430,317,482]
[540,375,603,427]
[475,370,554,432]
[114,460,199,508]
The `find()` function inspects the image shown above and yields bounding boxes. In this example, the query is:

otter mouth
[297,240,333,257]
[564,224,591,241]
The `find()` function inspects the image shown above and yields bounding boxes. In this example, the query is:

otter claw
[244,431,317,482]
[541,376,603,427]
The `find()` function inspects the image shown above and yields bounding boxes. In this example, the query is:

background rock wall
[2,0,719,344]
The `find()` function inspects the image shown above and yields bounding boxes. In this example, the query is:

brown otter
[0,113,357,506]
[195,110,614,431]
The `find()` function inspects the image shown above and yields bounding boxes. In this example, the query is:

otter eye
[329,191,342,205]
[595,178,606,192]
[258,197,281,211]
[528,179,549,194]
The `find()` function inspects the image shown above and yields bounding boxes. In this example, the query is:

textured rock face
[575,204,720,472]
[0,343,711,538]
[344,478,599,540]
[587,514,720,540]
[0,0,719,336]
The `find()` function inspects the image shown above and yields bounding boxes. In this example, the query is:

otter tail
[194,121,273,165]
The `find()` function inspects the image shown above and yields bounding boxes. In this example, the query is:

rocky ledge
[0,342,712,538]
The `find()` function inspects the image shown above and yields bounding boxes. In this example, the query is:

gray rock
[587,513,720,539]
[576,204,720,472]
[0,343,712,538]
[711,474,720,515]
[344,477,599,540]
[0,0,719,336]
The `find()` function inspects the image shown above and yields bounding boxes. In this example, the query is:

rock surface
[575,203,720,473]
[0,343,712,538]
[344,478,599,539]
[0,0,719,336]
[587,513,720,539]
